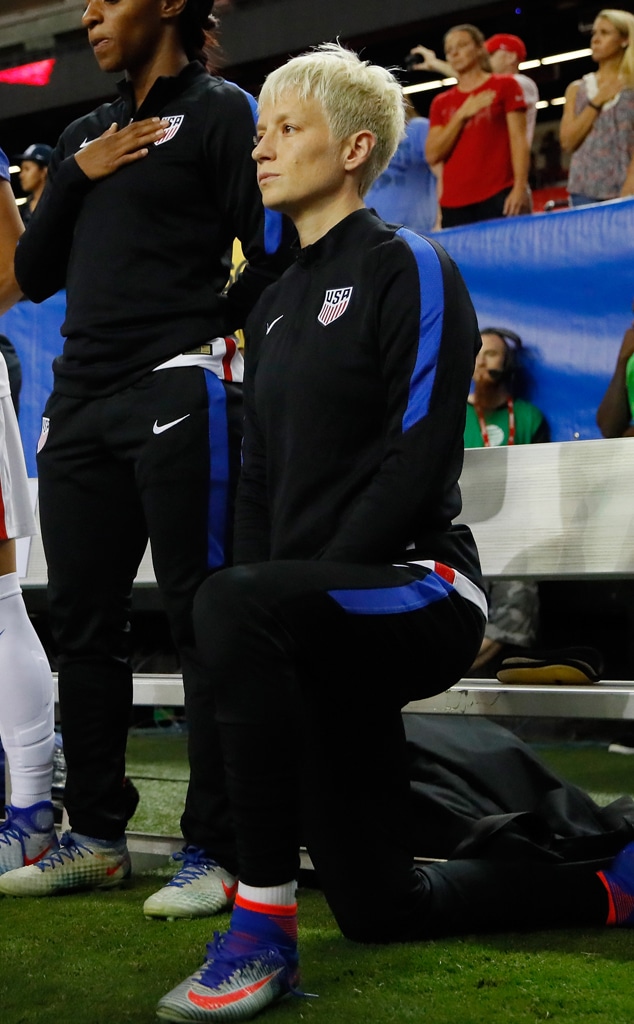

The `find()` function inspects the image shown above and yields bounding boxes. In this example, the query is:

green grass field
[2,728,634,1024]
[123,728,634,837]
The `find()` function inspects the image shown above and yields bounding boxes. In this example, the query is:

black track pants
[37,366,241,861]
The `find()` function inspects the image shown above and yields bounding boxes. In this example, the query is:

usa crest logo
[154,114,184,145]
[317,286,353,326]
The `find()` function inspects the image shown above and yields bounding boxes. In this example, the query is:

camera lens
[404,54,418,70]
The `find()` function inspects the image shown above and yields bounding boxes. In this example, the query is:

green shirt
[626,353,634,421]
[464,398,548,448]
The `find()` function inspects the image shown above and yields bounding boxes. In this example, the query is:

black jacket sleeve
[14,146,93,302]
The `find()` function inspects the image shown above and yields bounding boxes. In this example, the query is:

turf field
[2,728,633,1024]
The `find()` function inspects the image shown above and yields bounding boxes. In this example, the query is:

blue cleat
[156,929,301,1022]
[598,841,634,926]
[0,801,58,875]
[0,828,129,896]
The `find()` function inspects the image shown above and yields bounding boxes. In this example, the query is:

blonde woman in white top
[560,8,634,205]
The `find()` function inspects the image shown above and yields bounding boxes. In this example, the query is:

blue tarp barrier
[430,196,634,441]
[0,290,64,476]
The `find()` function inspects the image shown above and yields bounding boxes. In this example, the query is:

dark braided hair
[179,0,224,73]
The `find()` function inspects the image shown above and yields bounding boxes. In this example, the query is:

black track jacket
[235,208,483,586]
[14,62,288,398]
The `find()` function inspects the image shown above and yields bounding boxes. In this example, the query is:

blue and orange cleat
[156,929,302,1022]
[598,841,634,926]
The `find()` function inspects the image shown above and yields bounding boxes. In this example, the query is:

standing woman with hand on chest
[0,0,288,907]
[560,8,634,207]
[421,23,529,227]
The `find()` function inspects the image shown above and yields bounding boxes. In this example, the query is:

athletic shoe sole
[497,661,599,685]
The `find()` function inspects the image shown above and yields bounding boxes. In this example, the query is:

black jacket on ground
[404,714,634,865]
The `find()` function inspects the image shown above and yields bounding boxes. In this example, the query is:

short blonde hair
[258,41,406,196]
[597,9,634,86]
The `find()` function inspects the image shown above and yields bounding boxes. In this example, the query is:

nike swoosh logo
[266,315,284,335]
[153,414,190,435]
[188,970,281,1009]
[79,138,91,149]
[222,878,239,901]
[24,842,56,866]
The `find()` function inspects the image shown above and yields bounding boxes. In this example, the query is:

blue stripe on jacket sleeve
[397,228,444,431]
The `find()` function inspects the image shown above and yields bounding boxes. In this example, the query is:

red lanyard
[474,397,515,447]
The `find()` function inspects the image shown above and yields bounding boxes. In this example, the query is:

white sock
[238,880,297,906]
[0,572,55,807]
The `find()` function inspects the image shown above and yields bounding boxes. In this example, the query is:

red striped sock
[232,892,298,946]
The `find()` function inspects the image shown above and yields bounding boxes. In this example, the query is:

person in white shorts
[0,144,57,874]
